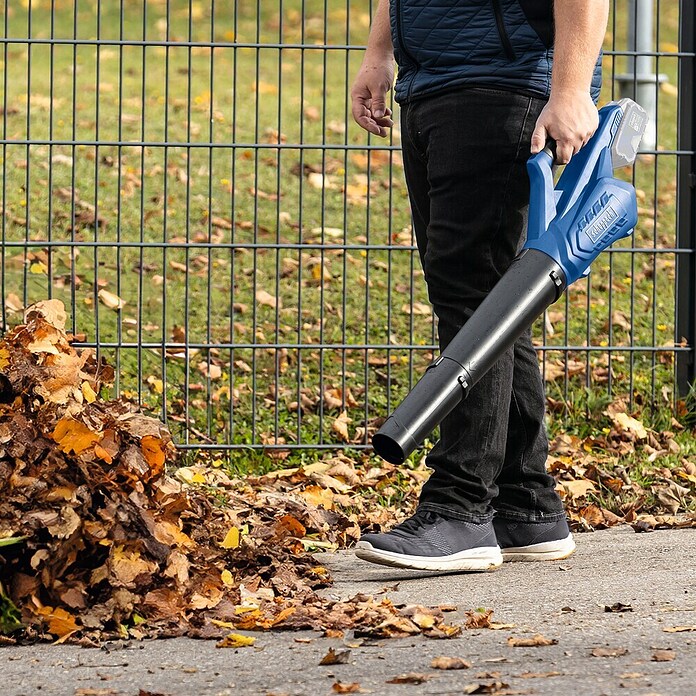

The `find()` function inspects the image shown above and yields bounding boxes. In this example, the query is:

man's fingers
[371,97,387,119]
[530,124,547,154]
[555,141,575,165]
[351,96,392,137]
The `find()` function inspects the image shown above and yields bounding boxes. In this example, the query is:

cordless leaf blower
[372,98,648,464]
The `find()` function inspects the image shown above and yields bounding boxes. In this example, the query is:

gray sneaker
[355,510,503,572]
[493,516,576,562]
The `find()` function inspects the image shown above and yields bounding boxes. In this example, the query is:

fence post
[615,0,667,150]
[676,0,696,394]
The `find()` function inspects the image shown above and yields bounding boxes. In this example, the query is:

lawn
[1,0,693,484]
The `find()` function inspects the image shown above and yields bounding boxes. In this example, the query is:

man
[351,0,609,572]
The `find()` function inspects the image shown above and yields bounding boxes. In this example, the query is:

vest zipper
[492,0,517,61]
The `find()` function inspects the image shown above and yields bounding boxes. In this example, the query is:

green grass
[0,0,692,468]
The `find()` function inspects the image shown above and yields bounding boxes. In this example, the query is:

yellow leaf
[216,632,256,648]
[52,417,101,455]
[0,347,9,370]
[30,261,48,275]
[81,381,98,403]
[221,569,234,586]
[221,527,240,549]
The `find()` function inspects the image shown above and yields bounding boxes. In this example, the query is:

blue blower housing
[525,101,642,285]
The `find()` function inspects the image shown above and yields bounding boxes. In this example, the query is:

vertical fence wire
[0,1,693,454]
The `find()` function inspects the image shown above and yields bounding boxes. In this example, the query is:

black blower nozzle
[372,250,566,464]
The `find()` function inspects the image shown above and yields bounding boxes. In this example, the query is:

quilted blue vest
[390,0,602,103]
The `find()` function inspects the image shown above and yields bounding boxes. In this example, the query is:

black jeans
[400,87,565,524]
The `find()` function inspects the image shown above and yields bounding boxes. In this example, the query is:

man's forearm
[551,0,609,94]
[365,0,394,58]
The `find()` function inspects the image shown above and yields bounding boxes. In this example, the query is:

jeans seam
[494,510,567,523]
[509,385,528,477]
[419,502,494,524]
[404,102,428,165]
[490,96,534,271]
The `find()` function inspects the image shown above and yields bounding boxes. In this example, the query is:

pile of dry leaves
[1,301,693,646]
[0,301,455,644]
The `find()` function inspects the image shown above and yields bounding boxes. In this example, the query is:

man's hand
[351,58,395,137]
[531,89,599,164]
[533,0,609,164]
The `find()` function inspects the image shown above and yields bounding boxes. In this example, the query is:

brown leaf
[386,673,431,684]
[591,647,629,657]
[256,289,281,309]
[663,625,696,633]
[465,608,495,629]
[431,656,472,670]
[461,682,511,694]
[23,299,67,331]
[332,683,361,694]
[604,602,633,613]
[97,289,126,310]
[332,410,352,442]
[319,647,352,665]
[507,633,557,647]
[651,649,675,662]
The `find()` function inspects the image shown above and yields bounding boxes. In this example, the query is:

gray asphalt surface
[2,526,695,696]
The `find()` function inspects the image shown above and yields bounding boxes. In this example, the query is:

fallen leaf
[465,608,495,629]
[651,649,675,662]
[431,656,472,670]
[386,673,431,684]
[507,633,557,647]
[220,527,240,549]
[332,410,352,442]
[461,682,510,694]
[319,647,351,665]
[559,479,597,499]
[34,605,80,639]
[256,289,281,309]
[612,411,648,439]
[604,602,633,613]
[140,435,166,475]
[52,418,101,455]
[216,632,255,648]
[98,289,126,310]
[663,625,696,633]
[332,683,362,694]
[591,647,629,657]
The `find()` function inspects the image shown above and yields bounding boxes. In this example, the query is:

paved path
[2,526,695,695]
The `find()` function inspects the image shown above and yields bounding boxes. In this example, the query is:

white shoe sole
[354,542,503,572]
[501,533,576,562]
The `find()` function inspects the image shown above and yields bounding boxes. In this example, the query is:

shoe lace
[393,510,440,535]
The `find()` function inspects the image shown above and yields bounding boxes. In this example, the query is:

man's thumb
[530,124,547,154]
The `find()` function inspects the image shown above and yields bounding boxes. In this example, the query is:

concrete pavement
[2,526,695,695]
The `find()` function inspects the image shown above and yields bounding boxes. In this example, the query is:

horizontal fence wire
[1,0,694,454]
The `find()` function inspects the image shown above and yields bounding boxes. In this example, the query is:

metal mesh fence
[1,0,694,454]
